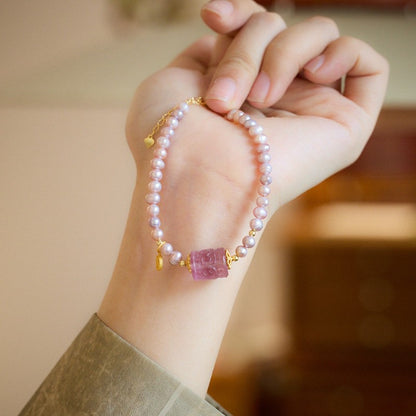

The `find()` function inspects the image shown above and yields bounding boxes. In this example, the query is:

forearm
[98,179,258,397]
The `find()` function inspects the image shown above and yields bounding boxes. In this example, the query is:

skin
[98,0,389,398]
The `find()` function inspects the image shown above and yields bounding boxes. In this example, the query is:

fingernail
[248,71,270,104]
[202,0,234,17]
[304,55,325,74]
[206,77,236,103]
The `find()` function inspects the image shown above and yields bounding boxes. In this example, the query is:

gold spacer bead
[179,260,186,267]
[249,230,256,237]
[185,254,192,273]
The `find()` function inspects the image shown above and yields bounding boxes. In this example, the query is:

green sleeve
[19,314,230,416]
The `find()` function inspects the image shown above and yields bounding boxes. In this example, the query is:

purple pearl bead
[253,206,268,220]
[260,175,272,185]
[169,251,183,265]
[147,204,160,217]
[249,125,263,136]
[250,218,263,231]
[167,117,179,129]
[151,229,163,241]
[145,193,161,204]
[151,158,165,170]
[259,163,272,174]
[257,196,269,207]
[157,136,170,148]
[258,185,271,196]
[149,217,161,228]
[179,102,189,113]
[160,243,173,256]
[257,143,270,153]
[236,246,248,258]
[243,235,256,248]
[160,127,174,138]
[254,134,267,144]
[148,181,162,193]
[258,153,271,163]
[154,147,167,159]
[226,109,237,120]
[149,169,163,181]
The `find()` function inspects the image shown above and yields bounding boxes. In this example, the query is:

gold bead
[249,230,256,237]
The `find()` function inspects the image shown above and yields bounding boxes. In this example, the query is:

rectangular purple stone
[190,248,229,280]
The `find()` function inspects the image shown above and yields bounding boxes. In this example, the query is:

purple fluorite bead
[190,248,229,280]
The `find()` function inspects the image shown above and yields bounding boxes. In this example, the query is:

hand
[99,0,388,396]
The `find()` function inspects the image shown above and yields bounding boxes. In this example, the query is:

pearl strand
[144,98,271,279]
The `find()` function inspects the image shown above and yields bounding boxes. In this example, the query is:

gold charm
[144,136,155,148]
[156,253,163,271]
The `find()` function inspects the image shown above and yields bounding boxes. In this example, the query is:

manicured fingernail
[304,55,325,74]
[206,77,236,103]
[202,0,234,17]
[248,71,270,104]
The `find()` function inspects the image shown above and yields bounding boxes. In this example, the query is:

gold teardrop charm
[156,253,163,271]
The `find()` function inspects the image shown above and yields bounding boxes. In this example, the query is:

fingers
[206,12,286,112]
[204,10,340,113]
[201,0,264,35]
[303,36,389,119]
[247,16,339,107]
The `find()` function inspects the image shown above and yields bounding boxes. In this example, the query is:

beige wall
[1,1,415,414]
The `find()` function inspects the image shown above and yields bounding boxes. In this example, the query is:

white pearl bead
[149,169,163,181]
[254,134,267,144]
[233,110,244,122]
[145,193,161,204]
[226,109,237,120]
[258,153,271,163]
[147,204,160,216]
[179,102,189,113]
[250,218,263,231]
[260,175,272,185]
[161,127,174,138]
[157,136,170,148]
[148,181,162,193]
[151,229,163,241]
[239,114,251,124]
[259,163,272,174]
[236,246,248,258]
[167,117,179,129]
[169,251,183,265]
[154,148,167,159]
[256,196,269,207]
[257,144,270,153]
[160,243,173,256]
[243,235,256,248]
[173,109,184,120]
[253,206,268,219]
[258,185,271,196]
[149,217,161,228]
[249,125,263,136]
[244,119,256,128]
[151,158,165,170]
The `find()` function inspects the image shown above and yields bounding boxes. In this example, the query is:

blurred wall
[0,1,415,415]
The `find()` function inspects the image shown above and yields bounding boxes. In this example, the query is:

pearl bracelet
[144,97,271,280]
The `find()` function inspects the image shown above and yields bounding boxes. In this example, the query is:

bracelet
[144,97,271,280]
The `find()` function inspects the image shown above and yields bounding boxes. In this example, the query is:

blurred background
[1,0,415,415]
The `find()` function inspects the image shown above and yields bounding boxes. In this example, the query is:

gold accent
[156,253,163,271]
[179,260,186,267]
[186,254,192,273]
[225,250,233,270]
[249,230,256,237]
[144,97,206,148]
